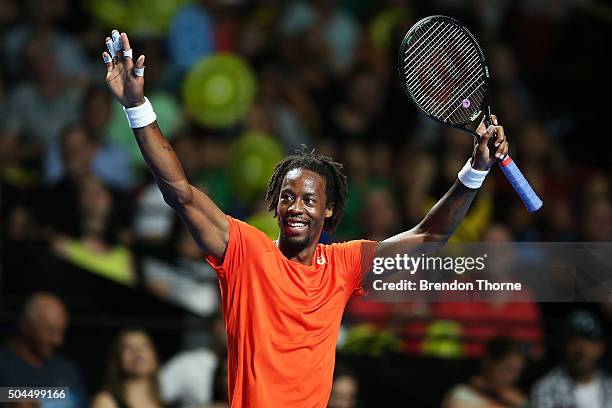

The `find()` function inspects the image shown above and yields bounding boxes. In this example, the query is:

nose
[288,199,304,215]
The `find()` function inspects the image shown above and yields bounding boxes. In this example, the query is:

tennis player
[103,31,508,407]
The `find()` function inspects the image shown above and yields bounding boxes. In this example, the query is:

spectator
[280,0,361,74]
[443,337,527,408]
[0,292,87,407]
[92,329,163,408]
[531,310,612,408]
[43,86,134,190]
[33,125,96,237]
[328,363,360,408]
[142,220,219,316]
[160,316,227,408]
[2,33,81,154]
[50,175,135,286]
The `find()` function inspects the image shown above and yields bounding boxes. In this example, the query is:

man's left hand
[471,114,509,171]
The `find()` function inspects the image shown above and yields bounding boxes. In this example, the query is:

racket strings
[414,34,480,115]
[407,27,466,101]
[404,23,461,81]
[402,20,486,125]
[407,28,482,121]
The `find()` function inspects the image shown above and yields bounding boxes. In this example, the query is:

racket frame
[398,15,543,212]
[398,15,494,137]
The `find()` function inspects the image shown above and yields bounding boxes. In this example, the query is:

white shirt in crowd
[574,378,603,408]
[159,348,218,408]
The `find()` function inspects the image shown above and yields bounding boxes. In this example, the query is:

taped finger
[123,49,133,59]
[112,30,122,51]
[134,66,145,77]
[103,53,112,64]
[106,38,117,58]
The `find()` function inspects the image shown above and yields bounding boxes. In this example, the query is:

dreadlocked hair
[265,144,348,233]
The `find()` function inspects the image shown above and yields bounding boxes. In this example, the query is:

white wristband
[458,159,490,189]
[123,97,156,128]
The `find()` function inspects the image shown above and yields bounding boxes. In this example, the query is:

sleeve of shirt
[205,215,271,281]
[332,240,378,298]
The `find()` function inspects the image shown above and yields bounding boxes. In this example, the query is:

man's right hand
[102,30,146,108]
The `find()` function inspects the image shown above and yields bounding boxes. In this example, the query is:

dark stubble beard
[278,221,311,251]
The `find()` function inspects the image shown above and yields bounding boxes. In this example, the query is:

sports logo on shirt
[317,254,326,265]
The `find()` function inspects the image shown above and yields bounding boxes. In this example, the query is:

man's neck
[571,369,599,385]
[11,338,45,368]
[277,239,318,266]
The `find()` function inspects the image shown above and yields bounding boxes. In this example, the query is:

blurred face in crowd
[483,352,525,388]
[328,375,358,408]
[361,188,399,240]
[23,37,57,85]
[20,294,68,361]
[582,199,612,241]
[119,331,158,378]
[79,177,112,221]
[565,337,605,378]
[277,168,332,248]
[61,127,95,180]
[84,91,112,136]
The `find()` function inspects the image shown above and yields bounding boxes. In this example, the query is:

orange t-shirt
[206,216,377,407]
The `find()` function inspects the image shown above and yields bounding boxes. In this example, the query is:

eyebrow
[279,187,319,197]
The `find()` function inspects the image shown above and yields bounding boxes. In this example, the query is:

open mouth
[284,218,309,236]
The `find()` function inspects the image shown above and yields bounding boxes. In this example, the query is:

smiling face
[276,168,333,249]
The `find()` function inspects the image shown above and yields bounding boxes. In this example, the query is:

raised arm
[102,31,228,259]
[380,115,508,251]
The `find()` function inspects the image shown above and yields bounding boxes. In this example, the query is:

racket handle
[497,156,543,212]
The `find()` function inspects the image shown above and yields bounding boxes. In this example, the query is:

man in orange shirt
[102,30,508,407]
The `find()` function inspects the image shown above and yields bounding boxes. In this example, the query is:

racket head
[398,15,489,129]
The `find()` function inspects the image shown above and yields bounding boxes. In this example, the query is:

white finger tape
[458,158,490,189]
[123,97,157,128]
[134,66,145,77]
[106,39,116,58]
[103,53,112,64]
[112,30,122,51]
[123,49,133,58]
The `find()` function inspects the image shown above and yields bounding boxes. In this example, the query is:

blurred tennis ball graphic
[183,54,256,128]
[229,132,282,204]
[246,211,279,239]
[89,0,190,35]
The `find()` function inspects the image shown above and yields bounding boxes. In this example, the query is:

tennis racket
[398,15,543,212]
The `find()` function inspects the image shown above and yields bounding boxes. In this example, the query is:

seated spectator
[143,219,219,316]
[531,310,612,408]
[160,316,227,408]
[443,337,527,408]
[50,175,135,285]
[33,125,96,237]
[44,86,133,190]
[92,329,163,408]
[328,363,360,408]
[0,292,87,407]
[2,33,81,157]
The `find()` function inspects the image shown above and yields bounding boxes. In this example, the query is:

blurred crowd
[1,0,611,406]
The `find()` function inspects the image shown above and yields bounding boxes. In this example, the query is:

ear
[324,204,334,219]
